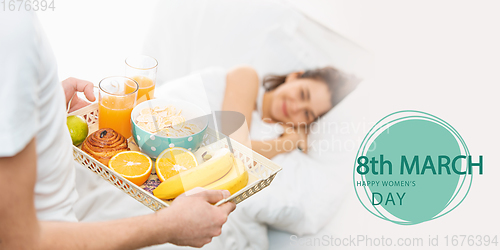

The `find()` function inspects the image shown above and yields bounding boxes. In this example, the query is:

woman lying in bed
[222,66,358,159]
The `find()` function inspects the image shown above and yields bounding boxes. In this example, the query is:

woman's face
[269,74,332,125]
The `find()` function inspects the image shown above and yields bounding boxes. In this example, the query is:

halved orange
[156,147,198,182]
[109,151,153,186]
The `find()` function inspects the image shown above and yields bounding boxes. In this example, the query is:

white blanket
[149,68,350,250]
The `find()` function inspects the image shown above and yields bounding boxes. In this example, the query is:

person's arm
[40,190,235,249]
[222,66,259,130]
[251,125,308,159]
[0,139,40,249]
[0,139,235,249]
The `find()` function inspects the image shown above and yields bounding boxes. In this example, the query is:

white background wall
[38,0,158,84]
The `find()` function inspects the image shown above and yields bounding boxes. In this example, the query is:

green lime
[67,115,89,146]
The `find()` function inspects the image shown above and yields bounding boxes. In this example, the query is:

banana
[153,148,234,199]
[204,157,249,195]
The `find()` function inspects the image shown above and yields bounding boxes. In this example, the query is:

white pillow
[143,0,369,85]
[307,83,368,164]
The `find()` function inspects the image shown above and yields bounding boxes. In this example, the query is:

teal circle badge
[353,111,473,225]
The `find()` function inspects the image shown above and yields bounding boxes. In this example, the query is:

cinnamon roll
[82,128,129,166]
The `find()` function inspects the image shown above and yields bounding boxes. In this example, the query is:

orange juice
[126,76,155,104]
[99,95,135,138]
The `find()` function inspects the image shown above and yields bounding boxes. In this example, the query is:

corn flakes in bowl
[131,99,209,158]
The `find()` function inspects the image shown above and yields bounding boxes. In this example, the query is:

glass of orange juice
[125,55,158,104]
[99,76,139,138]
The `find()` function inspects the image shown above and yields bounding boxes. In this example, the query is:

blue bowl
[131,99,209,159]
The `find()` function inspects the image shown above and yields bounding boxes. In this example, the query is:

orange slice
[156,147,198,182]
[109,151,153,186]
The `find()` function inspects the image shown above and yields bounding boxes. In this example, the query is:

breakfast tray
[70,103,282,211]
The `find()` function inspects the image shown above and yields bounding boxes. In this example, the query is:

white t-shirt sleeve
[0,12,79,222]
[0,12,40,157]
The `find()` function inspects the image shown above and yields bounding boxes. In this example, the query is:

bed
[140,1,371,249]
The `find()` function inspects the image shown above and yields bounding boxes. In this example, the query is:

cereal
[136,106,200,137]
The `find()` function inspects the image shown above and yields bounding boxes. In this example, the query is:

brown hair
[263,66,360,110]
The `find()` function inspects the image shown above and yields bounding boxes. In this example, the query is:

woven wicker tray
[70,103,282,211]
